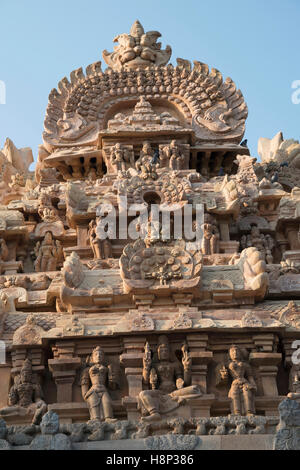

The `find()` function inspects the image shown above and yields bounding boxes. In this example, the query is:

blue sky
[0,0,299,166]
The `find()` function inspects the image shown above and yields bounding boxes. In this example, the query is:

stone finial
[102,20,172,71]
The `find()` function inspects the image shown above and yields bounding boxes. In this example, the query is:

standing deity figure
[34,232,59,272]
[0,358,47,424]
[218,345,256,416]
[168,140,185,170]
[0,238,9,262]
[110,143,131,174]
[89,219,101,259]
[138,336,201,422]
[80,346,118,423]
[241,226,274,264]
[89,219,113,260]
[201,214,220,255]
[136,142,158,179]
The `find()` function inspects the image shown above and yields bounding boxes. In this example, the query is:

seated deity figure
[136,142,158,179]
[138,336,201,422]
[0,358,47,424]
[168,140,185,170]
[201,214,220,255]
[80,346,118,423]
[34,232,59,272]
[241,226,274,264]
[218,345,257,416]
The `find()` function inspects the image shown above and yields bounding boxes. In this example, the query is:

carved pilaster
[120,336,146,419]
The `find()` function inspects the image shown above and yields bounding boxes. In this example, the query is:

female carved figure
[80,346,118,422]
[88,220,101,259]
[89,219,112,260]
[34,232,58,272]
[219,345,257,416]
[138,336,201,422]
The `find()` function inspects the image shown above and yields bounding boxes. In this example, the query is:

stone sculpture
[138,337,201,421]
[81,346,118,422]
[218,345,256,416]
[0,358,47,424]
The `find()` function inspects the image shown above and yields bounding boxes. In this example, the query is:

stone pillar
[250,334,282,415]
[285,224,300,250]
[48,358,81,403]
[186,333,214,417]
[0,364,12,409]
[49,342,81,404]
[120,336,146,420]
[76,224,88,248]
[249,352,281,396]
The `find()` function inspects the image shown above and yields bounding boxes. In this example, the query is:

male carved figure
[138,336,201,422]
[110,143,131,174]
[0,358,47,424]
[80,346,118,422]
[201,214,220,255]
[136,142,158,179]
[219,345,256,416]
[34,232,59,272]
[168,140,185,170]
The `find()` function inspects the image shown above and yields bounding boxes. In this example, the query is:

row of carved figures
[0,340,259,425]
[110,140,187,176]
[0,221,276,272]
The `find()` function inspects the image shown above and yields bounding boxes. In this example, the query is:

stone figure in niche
[0,358,47,424]
[34,232,59,272]
[241,226,274,264]
[166,140,186,170]
[0,239,9,262]
[138,336,201,422]
[80,346,118,423]
[89,219,113,260]
[218,345,256,416]
[136,142,158,179]
[110,143,132,173]
[201,214,220,255]
[89,219,101,260]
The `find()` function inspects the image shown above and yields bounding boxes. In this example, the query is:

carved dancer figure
[34,232,58,272]
[138,336,201,422]
[80,346,118,423]
[219,345,256,416]
[201,214,220,255]
[0,358,47,424]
